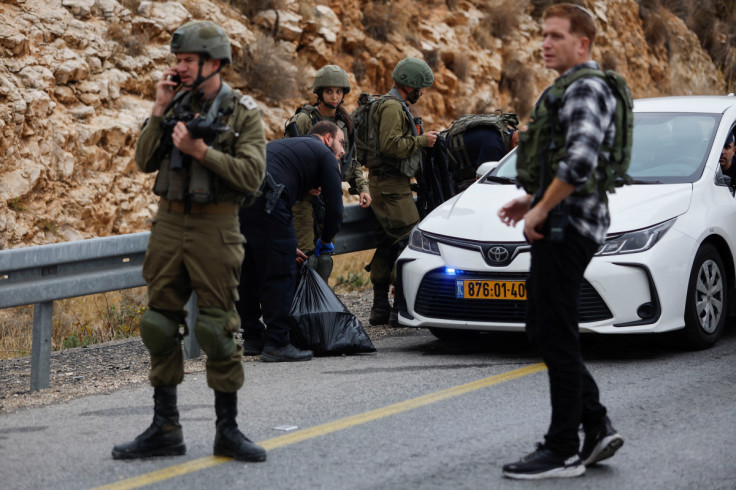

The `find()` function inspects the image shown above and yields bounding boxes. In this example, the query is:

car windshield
[487,112,720,184]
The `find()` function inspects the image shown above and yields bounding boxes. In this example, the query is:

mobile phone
[546,209,568,243]
[168,73,182,85]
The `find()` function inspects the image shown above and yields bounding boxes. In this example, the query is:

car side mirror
[717,173,736,195]
[476,161,500,180]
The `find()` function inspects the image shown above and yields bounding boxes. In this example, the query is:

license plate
[456,280,526,300]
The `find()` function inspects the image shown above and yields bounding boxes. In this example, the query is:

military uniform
[113,20,267,464]
[136,86,265,391]
[367,91,428,286]
[363,57,435,326]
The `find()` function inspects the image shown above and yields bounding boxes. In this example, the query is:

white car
[396,96,736,348]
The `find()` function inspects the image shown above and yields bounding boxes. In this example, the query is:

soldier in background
[366,57,439,327]
[112,21,267,463]
[283,65,371,283]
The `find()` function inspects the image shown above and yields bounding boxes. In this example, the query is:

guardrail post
[183,293,200,360]
[30,301,53,391]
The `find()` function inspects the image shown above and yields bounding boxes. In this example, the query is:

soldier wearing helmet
[112,21,267,463]
[365,57,440,327]
[276,65,370,289]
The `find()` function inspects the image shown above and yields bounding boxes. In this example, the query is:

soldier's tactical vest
[352,88,422,178]
[515,68,633,202]
[153,83,254,204]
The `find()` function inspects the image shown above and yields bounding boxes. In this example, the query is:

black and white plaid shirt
[555,61,616,244]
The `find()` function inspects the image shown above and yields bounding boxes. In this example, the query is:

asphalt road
[1,326,735,490]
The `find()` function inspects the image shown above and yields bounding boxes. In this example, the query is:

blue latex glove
[314,238,334,257]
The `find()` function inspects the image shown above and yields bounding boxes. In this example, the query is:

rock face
[0,0,725,248]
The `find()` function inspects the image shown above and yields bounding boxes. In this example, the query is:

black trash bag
[289,264,376,355]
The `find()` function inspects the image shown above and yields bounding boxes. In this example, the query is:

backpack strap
[387,87,418,136]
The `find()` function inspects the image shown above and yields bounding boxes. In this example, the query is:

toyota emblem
[488,246,510,263]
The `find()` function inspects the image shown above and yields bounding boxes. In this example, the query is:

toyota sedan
[396,96,736,348]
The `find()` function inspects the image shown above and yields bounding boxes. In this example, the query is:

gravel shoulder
[0,291,416,413]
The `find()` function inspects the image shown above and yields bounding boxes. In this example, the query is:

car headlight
[596,218,675,256]
[408,227,440,255]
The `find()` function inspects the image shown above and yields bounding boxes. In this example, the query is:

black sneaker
[242,338,264,356]
[260,343,313,362]
[580,416,624,466]
[503,444,585,480]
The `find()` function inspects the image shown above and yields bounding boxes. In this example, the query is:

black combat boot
[369,284,391,325]
[112,386,186,459]
[389,305,400,327]
[213,391,267,462]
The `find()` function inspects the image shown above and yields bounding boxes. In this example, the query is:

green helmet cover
[170,21,232,65]
[391,57,434,89]
[313,65,351,94]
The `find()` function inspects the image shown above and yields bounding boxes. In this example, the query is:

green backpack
[351,92,386,170]
[515,68,633,202]
[442,113,519,171]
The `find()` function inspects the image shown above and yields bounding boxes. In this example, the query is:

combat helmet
[170,21,232,65]
[391,57,434,89]
[313,65,351,94]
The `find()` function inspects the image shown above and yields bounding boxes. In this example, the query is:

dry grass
[447,52,471,81]
[685,0,736,91]
[330,250,374,293]
[229,0,287,19]
[234,32,300,102]
[486,0,527,41]
[180,0,207,19]
[424,49,442,71]
[362,0,411,42]
[120,0,141,12]
[529,0,557,18]
[500,58,535,120]
[638,0,736,92]
[472,21,495,51]
[600,51,619,72]
[638,2,672,60]
[352,57,367,82]
[0,289,146,360]
[106,23,149,57]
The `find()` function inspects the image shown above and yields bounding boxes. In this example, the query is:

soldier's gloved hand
[314,239,334,257]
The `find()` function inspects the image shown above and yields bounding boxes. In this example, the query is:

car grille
[413,269,612,323]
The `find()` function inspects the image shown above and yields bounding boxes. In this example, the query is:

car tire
[682,243,727,349]
[428,327,482,341]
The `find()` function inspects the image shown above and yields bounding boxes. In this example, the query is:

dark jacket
[266,136,344,242]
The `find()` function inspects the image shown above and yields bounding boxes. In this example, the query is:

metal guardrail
[0,204,377,391]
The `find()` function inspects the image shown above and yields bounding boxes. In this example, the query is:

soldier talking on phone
[112,21,268,463]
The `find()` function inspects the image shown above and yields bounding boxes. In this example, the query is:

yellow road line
[95,362,546,490]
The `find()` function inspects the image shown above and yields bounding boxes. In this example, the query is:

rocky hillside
[0,0,725,248]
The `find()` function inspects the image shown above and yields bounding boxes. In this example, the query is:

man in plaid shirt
[498,3,624,480]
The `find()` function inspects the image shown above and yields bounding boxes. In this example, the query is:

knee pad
[140,309,180,356]
[194,307,238,361]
